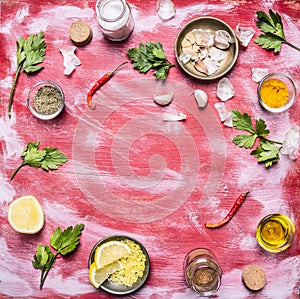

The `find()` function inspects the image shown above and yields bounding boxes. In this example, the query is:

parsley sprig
[10,141,68,181]
[32,224,84,289]
[127,42,175,79]
[254,9,300,53]
[231,110,283,167]
[8,32,46,118]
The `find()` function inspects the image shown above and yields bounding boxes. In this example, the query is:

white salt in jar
[96,0,134,41]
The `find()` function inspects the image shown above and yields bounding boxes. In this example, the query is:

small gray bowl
[88,235,150,295]
[258,73,296,113]
[27,80,65,120]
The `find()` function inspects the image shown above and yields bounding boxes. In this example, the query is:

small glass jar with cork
[95,0,134,41]
[184,248,222,296]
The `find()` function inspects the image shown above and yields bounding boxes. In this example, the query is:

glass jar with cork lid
[95,0,134,41]
[184,248,222,296]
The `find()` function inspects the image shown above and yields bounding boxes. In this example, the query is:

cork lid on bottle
[69,21,93,47]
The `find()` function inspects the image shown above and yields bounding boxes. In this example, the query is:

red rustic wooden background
[1,0,299,298]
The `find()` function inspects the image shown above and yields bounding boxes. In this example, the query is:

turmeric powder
[260,78,289,108]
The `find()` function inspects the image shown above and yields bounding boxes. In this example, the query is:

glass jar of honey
[256,214,295,253]
[184,248,222,296]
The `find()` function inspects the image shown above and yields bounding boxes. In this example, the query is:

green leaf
[50,224,84,255]
[255,118,270,137]
[32,245,55,271]
[8,32,47,118]
[21,141,46,168]
[10,141,68,180]
[254,33,284,53]
[251,141,280,167]
[256,10,284,38]
[32,224,84,289]
[232,134,257,149]
[231,110,256,133]
[152,47,166,60]
[254,9,300,53]
[154,66,168,79]
[231,110,284,168]
[127,41,174,79]
[40,147,68,171]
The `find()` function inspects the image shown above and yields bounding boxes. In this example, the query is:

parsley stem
[284,40,300,52]
[40,252,59,290]
[8,63,23,119]
[261,136,283,145]
[10,162,26,181]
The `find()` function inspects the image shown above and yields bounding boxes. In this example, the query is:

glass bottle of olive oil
[256,214,295,253]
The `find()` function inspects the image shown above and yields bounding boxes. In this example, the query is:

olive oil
[256,214,295,252]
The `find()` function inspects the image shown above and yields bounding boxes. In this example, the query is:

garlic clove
[194,89,208,108]
[214,102,233,127]
[179,53,191,64]
[215,30,235,43]
[214,35,230,49]
[214,30,234,50]
[153,93,173,106]
[185,31,196,44]
[281,126,299,160]
[182,38,193,48]
[194,59,208,75]
[60,46,81,76]
[217,77,235,101]
[163,111,187,121]
[208,46,227,62]
[204,57,219,75]
[252,68,269,83]
[235,24,255,47]
[157,0,176,20]
[193,29,214,48]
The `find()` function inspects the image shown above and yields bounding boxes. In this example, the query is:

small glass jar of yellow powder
[258,73,296,113]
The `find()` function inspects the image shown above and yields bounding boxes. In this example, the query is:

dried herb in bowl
[34,85,63,115]
[27,80,65,120]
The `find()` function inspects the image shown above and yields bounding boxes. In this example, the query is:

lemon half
[94,240,131,269]
[7,195,44,234]
[89,261,123,288]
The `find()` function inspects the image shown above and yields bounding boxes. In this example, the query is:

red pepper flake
[205,191,251,229]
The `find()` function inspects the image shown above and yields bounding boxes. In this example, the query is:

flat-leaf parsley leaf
[231,110,283,167]
[254,9,300,53]
[32,224,84,289]
[10,141,68,181]
[127,42,175,79]
[8,32,46,118]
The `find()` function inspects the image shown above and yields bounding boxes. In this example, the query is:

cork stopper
[242,264,266,291]
[69,21,93,47]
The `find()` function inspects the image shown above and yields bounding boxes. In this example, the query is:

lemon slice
[89,261,123,288]
[94,241,131,269]
[7,195,44,234]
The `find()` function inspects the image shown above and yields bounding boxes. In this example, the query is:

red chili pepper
[205,191,251,229]
[87,62,128,110]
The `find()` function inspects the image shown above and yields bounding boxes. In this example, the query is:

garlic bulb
[153,93,173,106]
